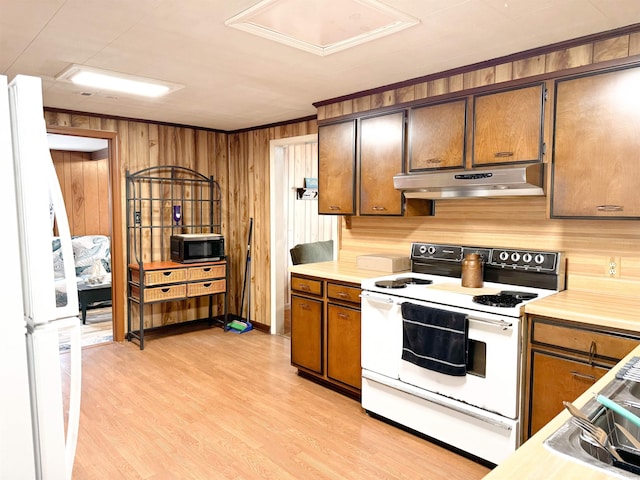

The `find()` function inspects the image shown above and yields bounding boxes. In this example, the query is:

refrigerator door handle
[65,320,82,480]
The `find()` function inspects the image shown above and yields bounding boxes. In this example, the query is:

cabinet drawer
[187,265,225,281]
[291,276,322,296]
[138,268,187,286]
[327,283,360,304]
[532,319,638,361]
[187,280,226,297]
[131,284,186,302]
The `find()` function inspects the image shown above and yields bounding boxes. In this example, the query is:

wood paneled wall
[51,149,110,236]
[45,111,317,332]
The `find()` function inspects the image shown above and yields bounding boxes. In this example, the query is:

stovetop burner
[374,277,434,289]
[472,291,539,308]
[396,277,433,286]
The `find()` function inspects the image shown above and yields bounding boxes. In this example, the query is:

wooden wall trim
[313,23,640,109]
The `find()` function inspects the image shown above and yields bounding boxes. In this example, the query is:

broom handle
[240,217,253,319]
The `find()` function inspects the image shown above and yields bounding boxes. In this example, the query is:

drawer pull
[570,371,596,382]
[371,206,386,211]
[329,206,341,210]
[494,151,514,158]
[300,303,310,310]
[589,341,597,364]
[596,205,623,212]
[299,284,311,291]
[425,157,442,164]
[337,292,349,298]
[337,312,350,319]
[203,283,212,288]
[202,268,211,272]
[163,271,173,276]
[161,288,170,293]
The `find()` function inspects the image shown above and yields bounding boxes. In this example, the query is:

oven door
[397,298,521,419]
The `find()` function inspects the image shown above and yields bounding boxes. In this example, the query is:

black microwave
[170,234,225,263]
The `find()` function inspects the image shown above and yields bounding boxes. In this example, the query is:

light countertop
[289,260,397,284]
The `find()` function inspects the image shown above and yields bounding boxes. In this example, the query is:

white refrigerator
[1,74,82,479]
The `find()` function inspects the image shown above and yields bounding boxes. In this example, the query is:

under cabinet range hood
[394,163,545,200]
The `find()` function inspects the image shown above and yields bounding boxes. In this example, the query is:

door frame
[47,126,123,342]
[269,133,318,335]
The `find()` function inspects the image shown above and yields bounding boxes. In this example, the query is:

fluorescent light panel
[55,65,183,98]
[225,0,419,56]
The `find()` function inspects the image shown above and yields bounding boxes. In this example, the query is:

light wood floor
[60,328,491,479]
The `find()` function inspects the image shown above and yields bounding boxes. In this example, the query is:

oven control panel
[489,249,558,272]
[411,243,560,272]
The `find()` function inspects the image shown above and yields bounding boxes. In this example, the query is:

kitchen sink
[545,375,640,479]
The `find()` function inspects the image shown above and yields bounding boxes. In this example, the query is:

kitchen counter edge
[288,260,397,284]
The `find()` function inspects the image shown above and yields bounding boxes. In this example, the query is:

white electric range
[360,243,566,465]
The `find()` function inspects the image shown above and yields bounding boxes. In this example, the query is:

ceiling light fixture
[55,65,183,98]
[225,0,419,56]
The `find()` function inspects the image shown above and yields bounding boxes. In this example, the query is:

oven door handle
[468,316,513,329]
[360,292,401,305]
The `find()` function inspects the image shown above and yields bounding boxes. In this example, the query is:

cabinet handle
[589,340,597,364]
[494,151,514,158]
[570,371,596,382]
[299,284,310,291]
[203,283,212,288]
[202,268,211,272]
[329,206,341,210]
[337,312,350,319]
[299,303,310,310]
[425,157,442,164]
[596,205,623,212]
[371,206,386,211]
[161,288,170,293]
[337,292,349,298]
[163,271,173,276]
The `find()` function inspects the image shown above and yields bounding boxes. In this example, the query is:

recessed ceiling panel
[225,0,419,56]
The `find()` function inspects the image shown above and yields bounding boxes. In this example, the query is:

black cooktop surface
[473,291,538,308]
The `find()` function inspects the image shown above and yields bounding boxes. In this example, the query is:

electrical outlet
[608,256,619,278]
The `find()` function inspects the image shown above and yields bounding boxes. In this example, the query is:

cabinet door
[409,99,466,171]
[473,84,544,166]
[360,111,405,215]
[318,121,356,215]
[552,66,640,218]
[528,351,608,437]
[327,304,361,389]
[291,295,323,374]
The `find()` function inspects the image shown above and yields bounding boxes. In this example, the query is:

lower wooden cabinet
[327,304,361,389]
[528,351,608,436]
[524,315,640,440]
[291,295,323,374]
[290,274,361,397]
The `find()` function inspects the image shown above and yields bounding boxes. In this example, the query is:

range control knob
[499,251,509,261]
[427,246,437,255]
[535,254,545,264]
[523,253,533,263]
[511,252,521,262]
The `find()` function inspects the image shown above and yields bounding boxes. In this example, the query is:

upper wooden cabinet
[359,111,405,216]
[551,65,640,219]
[408,99,467,171]
[472,83,546,166]
[318,120,356,215]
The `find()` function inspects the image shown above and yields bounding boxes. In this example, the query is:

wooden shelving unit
[126,166,227,349]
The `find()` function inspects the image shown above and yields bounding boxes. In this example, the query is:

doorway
[269,134,338,336]
[47,127,122,347]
